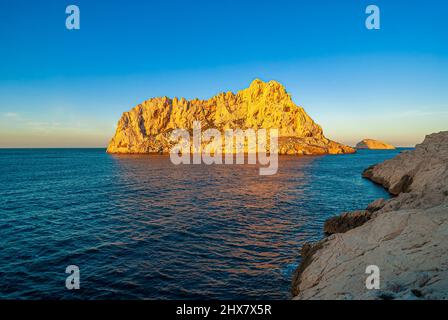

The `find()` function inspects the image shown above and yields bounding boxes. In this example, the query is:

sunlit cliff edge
[106,79,355,155]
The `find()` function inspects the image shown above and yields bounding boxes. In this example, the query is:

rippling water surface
[0,148,405,299]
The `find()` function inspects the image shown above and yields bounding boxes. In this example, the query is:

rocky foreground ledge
[292,131,448,300]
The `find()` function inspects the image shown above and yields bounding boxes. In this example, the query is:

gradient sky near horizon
[0,0,447,147]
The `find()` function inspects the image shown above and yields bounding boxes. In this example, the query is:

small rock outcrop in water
[356,139,396,150]
[292,131,448,300]
[107,79,355,155]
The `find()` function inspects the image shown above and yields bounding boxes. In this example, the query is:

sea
[0,148,408,299]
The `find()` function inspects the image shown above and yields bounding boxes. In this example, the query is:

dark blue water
[0,149,405,299]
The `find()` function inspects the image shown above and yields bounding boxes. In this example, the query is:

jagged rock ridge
[107,79,354,155]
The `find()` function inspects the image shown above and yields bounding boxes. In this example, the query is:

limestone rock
[366,198,386,213]
[356,139,396,150]
[107,79,355,155]
[293,203,448,300]
[363,131,448,198]
[323,210,373,235]
[291,241,326,297]
[292,131,448,300]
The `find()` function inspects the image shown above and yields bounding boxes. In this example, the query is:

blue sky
[0,0,447,147]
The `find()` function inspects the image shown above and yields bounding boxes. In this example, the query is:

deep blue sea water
[0,148,407,299]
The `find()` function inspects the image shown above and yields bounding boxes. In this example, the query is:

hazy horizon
[1,0,447,148]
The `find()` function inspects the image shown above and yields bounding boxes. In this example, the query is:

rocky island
[107,79,355,155]
[356,139,396,150]
[292,131,448,300]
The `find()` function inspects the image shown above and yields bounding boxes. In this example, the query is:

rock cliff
[107,79,355,155]
[356,139,396,150]
[292,131,448,300]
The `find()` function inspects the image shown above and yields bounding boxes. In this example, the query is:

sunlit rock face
[107,79,355,155]
[356,139,396,150]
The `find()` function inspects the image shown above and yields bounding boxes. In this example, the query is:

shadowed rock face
[323,210,373,235]
[363,132,448,198]
[292,131,448,300]
[356,139,396,150]
[107,79,355,155]
[291,242,325,297]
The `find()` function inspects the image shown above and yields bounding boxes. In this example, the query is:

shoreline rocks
[323,210,373,236]
[107,79,355,156]
[292,131,448,300]
[356,139,396,150]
